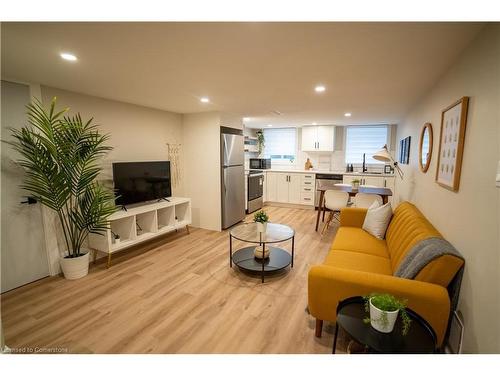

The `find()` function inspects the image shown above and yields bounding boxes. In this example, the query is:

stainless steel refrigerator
[221,129,245,229]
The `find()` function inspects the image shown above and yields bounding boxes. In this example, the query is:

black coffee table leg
[332,322,339,354]
[261,242,265,283]
[291,236,294,268]
[229,234,232,268]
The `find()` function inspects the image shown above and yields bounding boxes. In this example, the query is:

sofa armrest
[308,265,450,346]
[340,207,367,227]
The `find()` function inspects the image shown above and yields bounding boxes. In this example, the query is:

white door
[266,172,278,202]
[301,126,318,152]
[317,126,335,152]
[275,173,289,203]
[1,81,49,292]
[288,174,301,204]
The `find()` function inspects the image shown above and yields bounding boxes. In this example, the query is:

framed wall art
[399,136,411,164]
[435,97,469,191]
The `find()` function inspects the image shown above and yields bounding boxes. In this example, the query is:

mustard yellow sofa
[308,201,464,347]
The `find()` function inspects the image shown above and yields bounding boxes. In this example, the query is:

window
[263,128,297,163]
[345,126,389,164]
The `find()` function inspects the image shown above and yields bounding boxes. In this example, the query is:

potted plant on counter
[8,98,117,280]
[254,210,269,233]
[351,179,360,188]
[363,293,411,335]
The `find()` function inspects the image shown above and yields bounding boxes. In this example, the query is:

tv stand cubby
[89,197,191,268]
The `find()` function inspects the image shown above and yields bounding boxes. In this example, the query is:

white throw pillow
[362,201,393,239]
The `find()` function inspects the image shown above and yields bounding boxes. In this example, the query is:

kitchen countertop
[245,168,396,177]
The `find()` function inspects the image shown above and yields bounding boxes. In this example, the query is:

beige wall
[182,112,222,231]
[41,87,184,195]
[395,24,500,353]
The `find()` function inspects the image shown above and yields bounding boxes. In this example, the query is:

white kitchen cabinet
[317,126,335,152]
[266,172,278,202]
[363,176,384,187]
[300,126,335,152]
[276,173,290,203]
[301,126,318,152]
[288,174,302,204]
[265,172,314,206]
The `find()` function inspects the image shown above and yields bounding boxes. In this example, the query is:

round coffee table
[229,223,295,283]
[332,296,437,354]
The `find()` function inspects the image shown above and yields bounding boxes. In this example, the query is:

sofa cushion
[362,201,393,239]
[324,250,392,275]
[331,227,390,259]
[385,202,442,271]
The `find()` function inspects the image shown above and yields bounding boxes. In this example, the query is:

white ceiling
[1,22,484,128]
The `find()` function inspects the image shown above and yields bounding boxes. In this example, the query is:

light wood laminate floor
[1,206,348,353]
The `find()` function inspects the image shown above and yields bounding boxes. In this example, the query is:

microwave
[249,158,271,169]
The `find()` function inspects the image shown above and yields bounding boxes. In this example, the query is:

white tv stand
[89,197,191,268]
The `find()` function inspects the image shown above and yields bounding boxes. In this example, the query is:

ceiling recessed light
[267,124,273,127]
[312,122,317,125]
[243,117,250,121]
[60,52,77,61]
[200,97,210,103]
[314,85,326,93]
[344,112,352,117]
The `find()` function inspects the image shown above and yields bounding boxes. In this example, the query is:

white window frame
[344,125,391,166]
[263,127,297,166]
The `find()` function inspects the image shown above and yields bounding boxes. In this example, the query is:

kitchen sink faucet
[362,153,368,173]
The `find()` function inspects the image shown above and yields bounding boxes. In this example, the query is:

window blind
[263,128,296,160]
[345,126,389,164]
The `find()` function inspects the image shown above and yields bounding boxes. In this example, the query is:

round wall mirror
[419,122,433,173]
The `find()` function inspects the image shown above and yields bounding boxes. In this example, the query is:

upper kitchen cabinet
[300,126,335,152]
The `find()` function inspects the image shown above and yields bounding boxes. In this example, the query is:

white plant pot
[256,222,268,233]
[369,298,399,333]
[60,251,90,280]
[114,238,121,245]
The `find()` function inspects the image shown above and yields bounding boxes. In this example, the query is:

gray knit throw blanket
[394,237,465,313]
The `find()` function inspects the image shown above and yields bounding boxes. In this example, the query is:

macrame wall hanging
[167,143,182,188]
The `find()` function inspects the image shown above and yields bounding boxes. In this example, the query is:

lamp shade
[373,144,392,162]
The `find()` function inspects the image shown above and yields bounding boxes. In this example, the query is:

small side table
[332,296,437,354]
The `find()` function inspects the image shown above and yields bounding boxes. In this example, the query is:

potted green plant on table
[351,179,360,188]
[8,98,117,280]
[253,210,269,259]
[254,210,269,233]
[363,293,412,335]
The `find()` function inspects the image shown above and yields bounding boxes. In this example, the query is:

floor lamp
[373,144,404,179]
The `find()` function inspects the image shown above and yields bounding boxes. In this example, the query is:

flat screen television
[112,161,171,206]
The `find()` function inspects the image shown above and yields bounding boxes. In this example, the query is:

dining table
[315,185,393,231]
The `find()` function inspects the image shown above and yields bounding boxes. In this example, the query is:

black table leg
[332,322,339,354]
[261,242,265,283]
[229,234,232,268]
[291,236,294,268]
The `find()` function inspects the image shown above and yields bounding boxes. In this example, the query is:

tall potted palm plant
[8,97,117,279]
